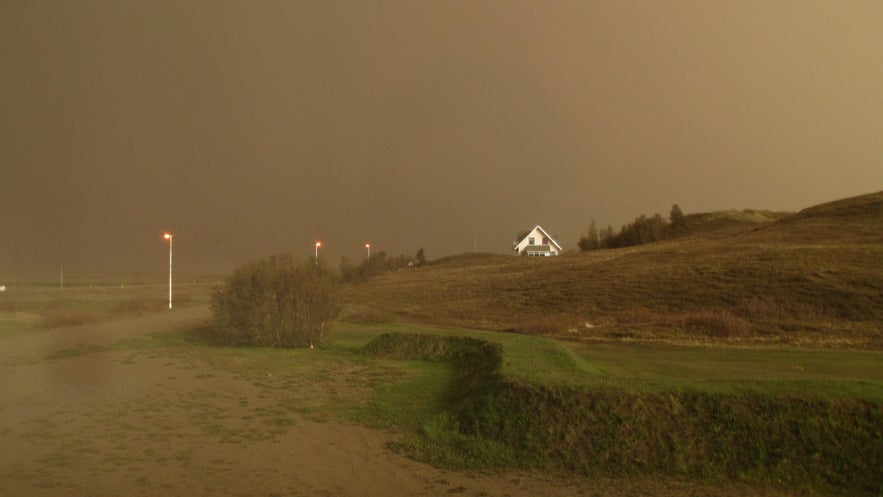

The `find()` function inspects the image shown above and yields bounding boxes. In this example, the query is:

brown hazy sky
[2,1,881,278]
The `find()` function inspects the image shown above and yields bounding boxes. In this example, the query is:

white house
[513,225,563,256]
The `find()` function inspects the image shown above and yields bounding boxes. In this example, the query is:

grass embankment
[361,332,882,495]
[343,191,883,347]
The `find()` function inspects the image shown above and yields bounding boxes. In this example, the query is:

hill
[342,191,883,348]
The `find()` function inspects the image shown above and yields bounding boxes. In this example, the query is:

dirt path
[0,307,787,496]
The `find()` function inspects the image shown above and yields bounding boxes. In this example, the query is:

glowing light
[162,232,173,309]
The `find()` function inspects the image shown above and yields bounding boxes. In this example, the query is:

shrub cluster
[461,383,881,492]
[210,252,340,348]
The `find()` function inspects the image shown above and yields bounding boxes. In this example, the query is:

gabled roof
[516,225,563,252]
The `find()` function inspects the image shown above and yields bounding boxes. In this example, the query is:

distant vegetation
[339,247,426,283]
[210,252,340,348]
[339,251,414,283]
[578,204,687,250]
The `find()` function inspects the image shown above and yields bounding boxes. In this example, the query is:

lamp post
[163,232,173,309]
[315,241,322,265]
[365,243,371,258]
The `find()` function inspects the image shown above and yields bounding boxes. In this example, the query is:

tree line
[578,204,686,251]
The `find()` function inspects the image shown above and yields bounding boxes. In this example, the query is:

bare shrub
[683,309,751,338]
[122,297,168,314]
[342,307,395,324]
[614,306,656,324]
[737,296,825,321]
[210,252,341,348]
[516,314,585,335]
[40,310,101,329]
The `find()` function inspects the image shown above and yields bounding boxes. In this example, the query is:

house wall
[514,226,560,255]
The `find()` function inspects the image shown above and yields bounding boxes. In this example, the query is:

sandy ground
[0,307,791,497]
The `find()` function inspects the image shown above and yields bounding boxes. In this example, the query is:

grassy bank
[351,327,881,495]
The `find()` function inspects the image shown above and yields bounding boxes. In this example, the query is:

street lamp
[163,232,173,309]
[365,243,371,258]
[315,241,322,265]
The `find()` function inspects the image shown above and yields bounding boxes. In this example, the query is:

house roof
[516,225,563,252]
[523,245,552,252]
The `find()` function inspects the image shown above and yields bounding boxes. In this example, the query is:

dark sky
[2,1,881,279]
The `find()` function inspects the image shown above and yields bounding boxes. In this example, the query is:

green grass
[330,321,883,402]
[349,328,882,493]
[567,342,883,401]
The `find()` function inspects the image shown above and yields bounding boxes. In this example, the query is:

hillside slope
[343,191,883,347]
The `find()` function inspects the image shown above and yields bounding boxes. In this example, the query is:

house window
[542,237,549,245]
[528,237,535,245]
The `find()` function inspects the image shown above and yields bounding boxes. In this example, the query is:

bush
[458,383,882,492]
[210,252,341,348]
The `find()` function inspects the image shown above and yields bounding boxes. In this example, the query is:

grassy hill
[343,191,883,348]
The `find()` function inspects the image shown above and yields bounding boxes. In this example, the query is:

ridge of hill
[674,209,790,238]
[343,191,883,348]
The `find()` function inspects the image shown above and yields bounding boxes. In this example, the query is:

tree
[599,225,615,249]
[577,219,600,251]
[415,247,426,266]
[670,204,686,228]
[210,252,341,348]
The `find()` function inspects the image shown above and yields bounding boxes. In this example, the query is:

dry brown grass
[343,191,883,347]
[39,309,102,329]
